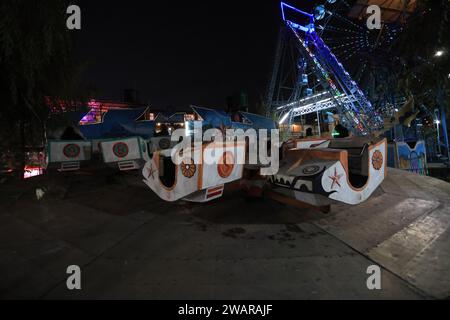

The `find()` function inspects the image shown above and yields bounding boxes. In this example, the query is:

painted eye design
[302,165,321,175]
[372,150,384,171]
[63,144,81,158]
[113,142,129,158]
[181,158,196,178]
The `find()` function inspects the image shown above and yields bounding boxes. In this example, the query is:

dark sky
[74,0,286,109]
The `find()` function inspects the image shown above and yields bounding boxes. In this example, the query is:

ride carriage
[143,106,387,207]
[46,140,92,172]
[142,106,277,203]
[46,107,157,172]
[270,137,387,207]
[142,141,246,203]
[100,136,151,171]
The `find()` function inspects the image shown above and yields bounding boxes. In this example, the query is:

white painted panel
[48,141,92,163]
[200,143,246,190]
[101,137,144,163]
[143,142,245,202]
[323,140,387,205]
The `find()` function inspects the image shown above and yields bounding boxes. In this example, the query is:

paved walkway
[0,169,449,299]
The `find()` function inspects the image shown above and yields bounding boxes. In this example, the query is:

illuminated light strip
[291,96,358,116]
[278,92,349,111]
[277,92,329,110]
[293,97,333,112]
[279,112,291,125]
[280,2,313,22]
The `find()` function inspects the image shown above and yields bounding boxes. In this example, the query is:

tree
[393,0,449,110]
[0,0,78,178]
[390,0,450,157]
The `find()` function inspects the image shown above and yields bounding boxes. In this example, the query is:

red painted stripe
[207,191,223,199]
[208,186,224,193]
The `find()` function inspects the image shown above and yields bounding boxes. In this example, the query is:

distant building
[78,99,152,125]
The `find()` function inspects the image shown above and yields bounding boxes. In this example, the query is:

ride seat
[347,144,369,176]
[159,156,176,189]
[329,140,369,176]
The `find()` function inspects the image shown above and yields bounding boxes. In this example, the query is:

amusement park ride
[268,1,432,174]
[45,1,401,211]
[272,2,386,136]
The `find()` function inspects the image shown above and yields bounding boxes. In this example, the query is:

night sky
[74,0,290,110]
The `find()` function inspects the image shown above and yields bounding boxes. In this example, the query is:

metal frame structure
[268,2,385,136]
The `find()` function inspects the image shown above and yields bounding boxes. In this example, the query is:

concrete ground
[0,168,449,300]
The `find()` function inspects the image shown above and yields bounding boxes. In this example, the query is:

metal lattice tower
[267,2,384,136]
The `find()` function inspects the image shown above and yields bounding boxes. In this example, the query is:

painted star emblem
[328,167,343,189]
[147,165,157,179]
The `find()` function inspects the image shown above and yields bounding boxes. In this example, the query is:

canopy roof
[348,0,417,23]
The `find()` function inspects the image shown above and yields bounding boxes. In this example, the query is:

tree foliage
[392,0,450,111]
[0,0,77,175]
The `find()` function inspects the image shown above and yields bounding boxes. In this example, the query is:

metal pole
[266,26,284,117]
[317,110,321,137]
[437,121,441,155]
[393,108,397,142]
[440,105,450,162]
